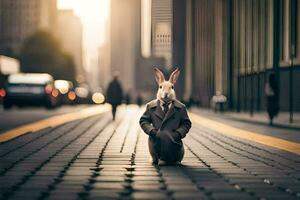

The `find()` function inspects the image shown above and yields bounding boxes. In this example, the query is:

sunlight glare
[58,0,110,70]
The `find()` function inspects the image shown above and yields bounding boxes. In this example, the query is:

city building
[56,9,85,84]
[151,0,173,69]
[135,0,174,101]
[98,15,111,92]
[180,0,300,113]
[98,43,111,91]
[229,0,300,113]
[110,0,141,92]
[0,0,57,56]
[135,55,165,102]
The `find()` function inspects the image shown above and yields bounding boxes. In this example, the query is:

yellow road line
[190,113,300,155]
[0,105,110,143]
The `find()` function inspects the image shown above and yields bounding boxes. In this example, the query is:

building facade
[180,0,300,112]
[56,9,85,84]
[98,43,111,91]
[230,0,300,112]
[0,0,57,56]
[110,0,141,92]
[151,0,173,69]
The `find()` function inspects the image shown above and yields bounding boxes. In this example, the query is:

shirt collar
[147,99,184,109]
[159,100,172,110]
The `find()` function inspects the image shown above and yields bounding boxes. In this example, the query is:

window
[266,0,273,68]
[296,0,300,64]
[240,1,246,74]
[253,0,259,72]
[246,0,252,73]
[233,0,240,76]
[280,0,291,66]
[258,0,266,71]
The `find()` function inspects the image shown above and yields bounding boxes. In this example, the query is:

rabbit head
[154,67,180,103]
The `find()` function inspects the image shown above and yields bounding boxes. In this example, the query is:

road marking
[190,113,300,155]
[0,105,110,143]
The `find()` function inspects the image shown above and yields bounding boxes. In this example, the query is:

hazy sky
[58,0,110,71]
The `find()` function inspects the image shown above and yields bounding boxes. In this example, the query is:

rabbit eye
[171,86,174,89]
[159,85,162,89]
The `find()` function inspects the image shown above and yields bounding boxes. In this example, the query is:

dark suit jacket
[139,99,192,162]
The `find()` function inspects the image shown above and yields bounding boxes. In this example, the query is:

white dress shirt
[160,100,172,113]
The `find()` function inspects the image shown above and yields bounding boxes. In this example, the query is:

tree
[20,30,77,84]
[60,53,76,84]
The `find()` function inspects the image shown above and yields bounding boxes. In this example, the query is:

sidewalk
[191,108,300,129]
[0,105,299,200]
[229,111,300,129]
[191,108,300,144]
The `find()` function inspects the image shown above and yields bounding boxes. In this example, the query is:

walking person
[136,92,143,107]
[124,91,131,105]
[106,73,123,120]
[265,72,279,125]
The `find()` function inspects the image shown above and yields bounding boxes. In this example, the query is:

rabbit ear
[154,67,165,84]
[169,68,180,84]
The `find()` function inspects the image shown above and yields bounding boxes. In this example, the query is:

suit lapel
[162,102,176,125]
[153,101,164,120]
[151,100,181,125]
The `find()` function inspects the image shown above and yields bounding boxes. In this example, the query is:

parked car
[3,73,59,109]
[0,55,20,105]
[0,87,6,104]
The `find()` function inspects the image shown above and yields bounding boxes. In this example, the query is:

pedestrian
[139,67,192,165]
[136,92,143,107]
[124,91,131,105]
[106,73,123,120]
[265,72,279,125]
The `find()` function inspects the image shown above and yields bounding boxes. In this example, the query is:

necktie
[163,102,170,114]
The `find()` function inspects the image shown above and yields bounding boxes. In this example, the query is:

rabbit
[139,67,192,165]
[154,67,179,103]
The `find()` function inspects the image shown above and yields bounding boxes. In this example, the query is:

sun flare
[58,0,110,61]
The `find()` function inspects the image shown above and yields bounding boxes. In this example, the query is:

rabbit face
[157,81,176,103]
[154,67,180,103]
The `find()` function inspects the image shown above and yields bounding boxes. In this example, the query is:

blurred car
[0,55,20,105]
[3,73,59,109]
[54,80,76,105]
[0,88,6,103]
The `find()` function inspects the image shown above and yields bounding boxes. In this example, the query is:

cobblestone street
[0,105,300,200]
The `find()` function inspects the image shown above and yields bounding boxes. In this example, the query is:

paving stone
[93,182,124,190]
[131,171,160,176]
[10,190,43,200]
[167,184,199,192]
[131,191,169,200]
[62,175,91,181]
[99,171,126,176]
[211,192,254,200]
[172,191,209,200]
[131,180,162,185]
[47,192,80,200]
[89,190,121,199]
[132,176,162,181]
[64,170,92,176]
[131,183,164,191]
[94,176,125,182]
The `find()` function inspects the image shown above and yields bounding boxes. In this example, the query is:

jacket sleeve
[139,105,155,135]
[176,107,192,138]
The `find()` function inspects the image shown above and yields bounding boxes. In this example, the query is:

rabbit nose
[164,93,168,98]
